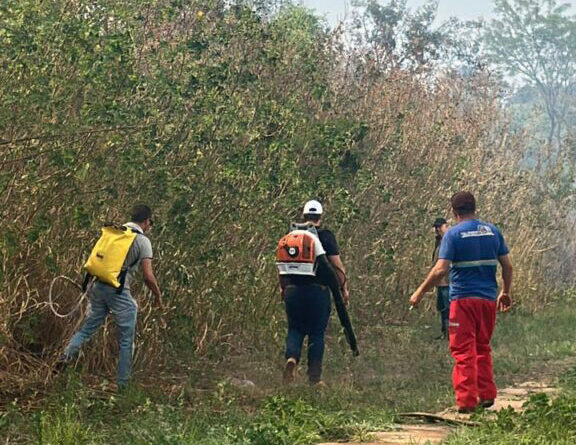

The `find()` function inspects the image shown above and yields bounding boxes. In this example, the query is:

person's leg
[437,286,450,338]
[306,286,331,384]
[449,298,478,410]
[307,334,325,383]
[284,287,306,362]
[285,329,305,361]
[63,286,109,360]
[283,329,304,384]
[109,289,138,388]
[476,300,497,404]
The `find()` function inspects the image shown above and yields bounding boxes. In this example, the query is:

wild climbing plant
[0,0,573,392]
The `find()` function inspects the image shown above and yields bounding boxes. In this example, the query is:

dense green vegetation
[2,0,576,443]
[1,0,571,388]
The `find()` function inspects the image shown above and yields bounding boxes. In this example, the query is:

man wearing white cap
[280,200,350,385]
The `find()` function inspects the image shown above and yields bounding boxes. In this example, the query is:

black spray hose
[317,255,359,356]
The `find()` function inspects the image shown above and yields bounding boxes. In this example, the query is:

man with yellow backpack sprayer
[58,204,164,389]
[277,200,358,386]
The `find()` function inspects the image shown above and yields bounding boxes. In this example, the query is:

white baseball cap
[303,200,323,215]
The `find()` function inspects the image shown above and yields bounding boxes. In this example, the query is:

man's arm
[409,259,451,306]
[278,275,288,301]
[497,254,513,312]
[327,254,349,303]
[141,258,164,309]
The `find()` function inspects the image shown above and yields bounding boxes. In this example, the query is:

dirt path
[319,380,560,445]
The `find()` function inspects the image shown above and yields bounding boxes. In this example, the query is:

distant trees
[350,0,453,72]
[485,0,576,145]
[349,0,576,147]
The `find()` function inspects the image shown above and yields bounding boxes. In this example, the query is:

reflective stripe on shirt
[452,259,499,268]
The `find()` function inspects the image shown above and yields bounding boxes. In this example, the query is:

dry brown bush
[0,1,573,396]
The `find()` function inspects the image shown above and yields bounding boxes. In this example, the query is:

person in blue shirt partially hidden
[432,217,450,339]
[409,192,513,413]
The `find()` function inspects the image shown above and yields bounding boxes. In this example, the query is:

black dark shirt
[318,229,339,256]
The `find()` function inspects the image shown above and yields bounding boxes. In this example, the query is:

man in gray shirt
[60,204,163,389]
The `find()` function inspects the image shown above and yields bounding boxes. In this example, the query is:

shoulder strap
[115,230,140,294]
[121,223,143,235]
[290,222,319,237]
[82,272,92,292]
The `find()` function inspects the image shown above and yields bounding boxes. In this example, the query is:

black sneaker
[479,399,495,408]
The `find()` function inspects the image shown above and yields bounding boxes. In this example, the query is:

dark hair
[432,217,447,228]
[451,191,476,216]
[431,219,446,261]
[130,204,152,223]
[303,213,321,223]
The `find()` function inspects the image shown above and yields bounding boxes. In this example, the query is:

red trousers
[449,298,497,409]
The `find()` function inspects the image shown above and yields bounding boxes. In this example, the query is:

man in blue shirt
[409,192,513,413]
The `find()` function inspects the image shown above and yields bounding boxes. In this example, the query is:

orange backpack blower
[276,223,320,276]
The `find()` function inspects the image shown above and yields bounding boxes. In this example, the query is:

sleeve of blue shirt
[496,227,510,256]
[438,231,455,261]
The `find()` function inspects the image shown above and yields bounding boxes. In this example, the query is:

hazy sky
[301,0,575,25]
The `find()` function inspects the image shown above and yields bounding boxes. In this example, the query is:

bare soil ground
[319,379,561,445]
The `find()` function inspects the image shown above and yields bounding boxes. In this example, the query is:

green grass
[4,301,576,444]
[445,382,576,444]
[442,300,576,445]
[445,304,576,445]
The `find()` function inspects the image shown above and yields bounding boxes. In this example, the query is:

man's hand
[497,291,512,312]
[498,255,513,313]
[142,258,163,307]
[409,289,424,307]
[342,288,350,305]
[409,259,450,308]
[155,295,165,311]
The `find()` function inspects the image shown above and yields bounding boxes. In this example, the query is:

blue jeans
[284,284,331,383]
[63,282,138,386]
[437,286,450,336]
